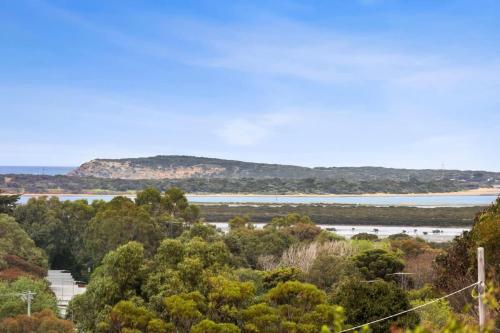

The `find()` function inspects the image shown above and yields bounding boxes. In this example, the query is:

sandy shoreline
[18,187,500,198]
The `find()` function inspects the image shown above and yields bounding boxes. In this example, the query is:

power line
[0,291,37,316]
[337,282,479,333]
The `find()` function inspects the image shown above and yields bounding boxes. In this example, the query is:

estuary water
[16,193,479,242]
[18,194,497,207]
[209,222,468,242]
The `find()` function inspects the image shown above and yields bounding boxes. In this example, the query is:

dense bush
[0,277,58,320]
[0,309,74,333]
[0,214,47,277]
[0,173,486,195]
[1,188,497,332]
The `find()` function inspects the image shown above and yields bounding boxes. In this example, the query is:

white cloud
[36,1,500,90]
[215,113,298,146]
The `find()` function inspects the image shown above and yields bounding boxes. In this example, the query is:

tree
[244,281,346,332]
[135,187,162,212]
[154,239,185,269]
[241,303,281,333]
[224,228,295,268]
[190,319,240,333]
[207,276,254,322]
[331,279,418,333]
[85,196,160,264]
[228,215,253,231]
[434,197,500,311]
[268,213,313,229]
[180,223,222,243]
[69,242,146,332]
[182,237,231,270]
[390,237,431,258]
[0,190,20,215]
[106,300,172,333]
[353,249,404,281]
[0,309,74,333]
[164,292,205,333]
[352,233,378,241]
[307,255,358,290]
[0,214,47,279]
[471,197,500,274]
[262,267,303,290]
[266,281,326,320]
[285,222,322,242]
[14,197,95,279]
[0,277,58,320]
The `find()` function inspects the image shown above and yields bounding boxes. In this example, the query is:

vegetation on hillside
[0,214,74,330]
[70,155,500,183]
[0,189,498,332]
[0,173,494,194]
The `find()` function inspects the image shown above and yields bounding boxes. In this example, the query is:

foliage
[69,242,146,332]
[85,196,160,265]
[0,309,74,333]
[0,214,47,277]
[2,168,495,195]
[5,187,495,333]
[206,275,254,322]
[0,277,58,320]
[470,197,500,274]
[268,213,313,229]
[12,188,198,279]
[352,233,378,241]
[390,237,431,258]
[224,227,295,268]
[107,300,172,333]
[307,255,358,291]
[164,292,204,332]
[264,281,345,331]
[353,249,404,281]
[434,197,500,312]
[14,197,94,279]
[228,215,253,231]
[410,298,453,328]
[201,203,480,227]
[262,267,304,290]
[0,190,20,215]
[331,279,419,333]
[190,319,240,333]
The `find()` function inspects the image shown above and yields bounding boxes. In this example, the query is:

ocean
[0,166,75,175]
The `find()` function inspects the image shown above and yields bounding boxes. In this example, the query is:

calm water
[0,166,75,175]
[17,194,476,242]
[18,194,497,207]
[210,222,468,242]
[188,194,497,207]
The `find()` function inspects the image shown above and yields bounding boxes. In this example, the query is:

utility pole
[18,291,36,316]
[477,247,486,331]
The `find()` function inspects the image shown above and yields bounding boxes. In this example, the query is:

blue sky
[1,0,499,170]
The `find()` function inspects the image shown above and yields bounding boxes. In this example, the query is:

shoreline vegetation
[199,203,482,227]
[2,164,500,195]
[10,193,487,227]
[2,186,499,332]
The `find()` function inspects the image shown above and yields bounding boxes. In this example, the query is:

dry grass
[258,241,357,273]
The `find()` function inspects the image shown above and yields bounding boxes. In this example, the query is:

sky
[1,0,499,170]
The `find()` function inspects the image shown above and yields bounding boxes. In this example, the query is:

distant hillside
[69,155,500,185]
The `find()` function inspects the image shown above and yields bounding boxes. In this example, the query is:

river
[18,194,497,207]
[209,222,467,242]
[16,194,477,242]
